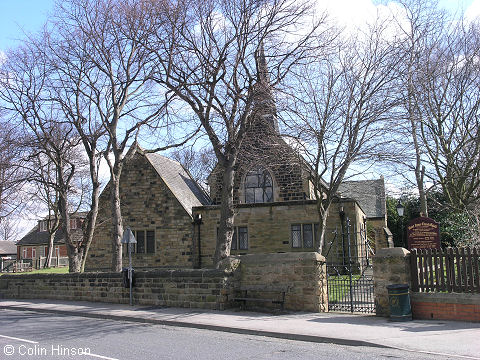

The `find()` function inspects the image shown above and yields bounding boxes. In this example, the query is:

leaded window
[291,224,317,249]
[291,224,302,248]
[244,167,273,203]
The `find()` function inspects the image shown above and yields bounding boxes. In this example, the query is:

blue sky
[1,0,478,53]
[0,0,55,51]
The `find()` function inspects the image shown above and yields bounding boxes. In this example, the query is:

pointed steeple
[256,41,270,84]
[253,41,279,133]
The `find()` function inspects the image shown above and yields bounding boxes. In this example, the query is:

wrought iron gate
[325,218,375,313]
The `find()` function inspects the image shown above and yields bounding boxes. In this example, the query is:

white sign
[121,228,137,244]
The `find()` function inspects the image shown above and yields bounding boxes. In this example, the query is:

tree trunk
[58,185,82,273]
[80,174,101,272]
[44,232,55,268]
[110,174,123,272]
[417,165,428,217]
[67,247,82,273]
[316,201,330,255]
[407,48,428,218]
[213,160,235,268]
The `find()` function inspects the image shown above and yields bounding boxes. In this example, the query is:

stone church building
[85,49,389,271]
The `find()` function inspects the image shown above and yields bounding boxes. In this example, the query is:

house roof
[145,152,211,216]
[16,227,83,246]
[0,241,17,255]
[338,178,386,218]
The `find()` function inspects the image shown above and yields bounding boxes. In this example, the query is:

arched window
[244,167,273,203]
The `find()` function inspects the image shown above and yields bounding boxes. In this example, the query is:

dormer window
[244,166,273,203]
[38,221,47,232]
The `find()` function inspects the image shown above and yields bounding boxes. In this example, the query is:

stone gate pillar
[373,247,411,316]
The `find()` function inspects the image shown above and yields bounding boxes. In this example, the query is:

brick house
[85,48,389,271]
[16,214,85,268]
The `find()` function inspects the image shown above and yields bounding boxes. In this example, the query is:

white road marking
[86,353,120,360]
[0,334,119,360]
[0,334,38,344]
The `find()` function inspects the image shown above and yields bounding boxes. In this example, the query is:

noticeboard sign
[407,217,440,250]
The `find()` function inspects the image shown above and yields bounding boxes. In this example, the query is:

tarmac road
[0,309,461,360]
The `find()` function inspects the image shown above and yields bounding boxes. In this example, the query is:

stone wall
[0,252,327,313]
[235,252,328,312]
[193,200,363,268]
[86,152,194,271]
[373,247,411,316]
[0,269,233,310]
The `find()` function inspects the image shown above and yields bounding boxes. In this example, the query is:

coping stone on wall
[239,252,325,265]
[376,247,410,258]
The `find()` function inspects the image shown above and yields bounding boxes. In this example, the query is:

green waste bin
[386,284,412,321]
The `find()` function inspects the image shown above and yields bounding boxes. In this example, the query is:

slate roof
[0,241,17,255]
[145,153,211,216]
[338,178,386,218]
[16,227,83,246]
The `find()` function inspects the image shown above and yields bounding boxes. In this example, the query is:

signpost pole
[129,242,133,306]
[121,227,136,307]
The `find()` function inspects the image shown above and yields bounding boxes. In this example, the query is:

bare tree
[42,0,199,271]
[416,22,480,211]
[0,38,88,272]
[0,217,20,243]
[0,118,25,224]
[147,0,328,266]
[389,0,452,216]
[283,19,401,253]
[26,153,61,268]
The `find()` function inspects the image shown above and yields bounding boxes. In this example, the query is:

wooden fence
[410,247,480,293]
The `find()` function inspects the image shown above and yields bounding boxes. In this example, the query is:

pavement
[0,300,479,359]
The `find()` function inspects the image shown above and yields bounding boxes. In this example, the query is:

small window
[291,224,317,249]
[70,219,78,230]
[39,221,47,232]
[303,224,313,248]
[23,248,28,259]
[136,230,145,254]
[244,167,273,203]
[146,231,155,253]
[291,224,301,248]
[133,230,155,254]
[238,227,248,250]
[32,247,36,259]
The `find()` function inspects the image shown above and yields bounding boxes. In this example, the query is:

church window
[244,167,273,203]
[291,224,317,249]
[130,230,155,254]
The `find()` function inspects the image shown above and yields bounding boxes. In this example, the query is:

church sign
[407,217,440,250]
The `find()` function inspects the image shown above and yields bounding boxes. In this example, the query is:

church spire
[253,41,279,133]
[256,41,270,84]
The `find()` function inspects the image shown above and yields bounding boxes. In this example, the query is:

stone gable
[85,152,195,271]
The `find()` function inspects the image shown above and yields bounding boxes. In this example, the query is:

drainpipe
[193,213,203,269]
